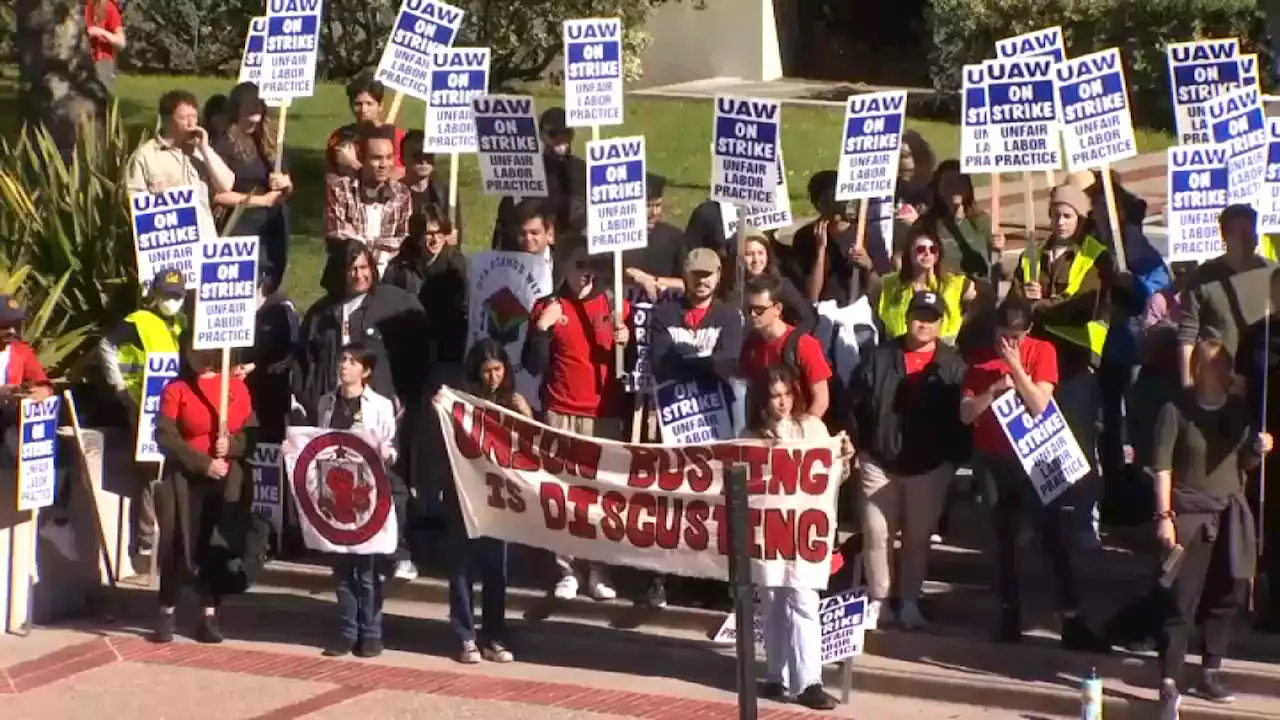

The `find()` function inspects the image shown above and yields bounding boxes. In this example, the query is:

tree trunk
[15,0,108,154]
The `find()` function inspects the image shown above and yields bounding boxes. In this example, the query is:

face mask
[157,298,184,317]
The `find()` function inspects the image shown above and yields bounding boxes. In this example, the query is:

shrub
[926,0,1267,129]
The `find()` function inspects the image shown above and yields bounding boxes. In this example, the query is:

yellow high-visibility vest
[877,273,967,341]
[118,310,184,403]
[1019,236,1110,364]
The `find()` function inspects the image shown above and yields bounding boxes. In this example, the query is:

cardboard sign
[1054,48,1138,172]
[710,96,780,206]
[1241,53,1260,92]
[586,135,646,254]
[1166,145,1229,262]
[563,17,624,127]
[250,442,284,535]
[654,376,733,444]
[375,0,465,100]
[1204,86,1267,208]
[961,64,996,174]
[238,16,282,108]
[1261,118,1280,233]
[262,0,324,99]
[720,152,793,234]
[835,91,907,201]
[472,95,549,197]
[993,390,1090,506]
[1167,39,1242,145]
[134,352,181,462]
[981,57,1062,171]
[18,396,60,512]
[423,47,490,154]
[130,187,204,292]
[193,236,259,351]
[995,26,1066,64]
[466,250,554,409]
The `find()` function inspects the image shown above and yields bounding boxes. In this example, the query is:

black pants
[1158,515,1249,681]
[332,554,384,643]
[979,453,1080,618]
[158,482,224,609]
[1252,461,1280,623]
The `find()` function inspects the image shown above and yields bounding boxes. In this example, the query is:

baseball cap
[539,107,570,136]
[151,269,186,297]
[0,295,24,326]
[683,247,722,274]
[907,290,944,319]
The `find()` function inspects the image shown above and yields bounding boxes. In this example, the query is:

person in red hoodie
[0,295,54,398]
[524,247,630,601]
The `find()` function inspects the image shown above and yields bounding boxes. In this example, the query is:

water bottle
[1080,667,1103,719]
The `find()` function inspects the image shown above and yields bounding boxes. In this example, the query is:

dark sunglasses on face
[747,303,776,317]
[915,244,938,256]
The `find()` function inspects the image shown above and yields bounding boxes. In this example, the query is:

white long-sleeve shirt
[315,385,398,464]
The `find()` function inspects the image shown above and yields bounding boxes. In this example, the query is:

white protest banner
[720,152,793,235]
[250,443,284,535]
[262,0,324,100]
[563,17,624,127]
[375,0,464,100]
[1166,145,1229,262]
[1054,48,1138,172]
[1241,53,1260,92]
[1262,118,1280,234]
[473,95,549,197]
[18,396,60,511]
[654,376,734,444]
[434,386,844,588]
[586,136,646,254]
[238,16,282,107]
[835,91,906,202]
[424,48,490,154]
[961,64,996,174]
[982,57,1061,172]
[130,187,204,292]
[467,250,554,409]
[993,390,1090,506]
[134,352,180,462]
[715,590,868,664]
[711,96,780,206]
[1204,86,1267,208]
[1167,39,1242,145]
[995,26,1066,63]
[193,236,259,351]
[284,427,398,554]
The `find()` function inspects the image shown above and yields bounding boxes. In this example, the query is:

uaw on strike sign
[193,237,259,351]
[434,386,844,589]
[993,389,1089,506]
[375,0,465,100]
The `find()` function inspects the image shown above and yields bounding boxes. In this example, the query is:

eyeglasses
[747,304,776,317]
[915,244,939,256]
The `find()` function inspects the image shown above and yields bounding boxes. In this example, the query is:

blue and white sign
[1054,48,1138,172]
[835,91,906,201]
[1205,85,1267,208]
[710,96,780,206]
[1167,39,1242,145]
[1262,118,1280,234]
[713,590,868,664]
[472,95,549,197]
[982,57,1061,171]
[993,389,1089,506]
[586,135,646,254]
[134,352,180,462]
[375,0,464,100]
[960,64,996,174]
[193,236,259,351]
[655,377,733,444]
[721,152,793,234]
[17,396,60,511]
[1241,53,1260,92]
[250,443,284,535]
[563,17,624,127]
[238,17,267,87]
[262,0,324,99]
[1166,145,1229,262]
[424,48,490,154]
[623,292,659,394]
[995,26,1066,64]
[131,187,204,293]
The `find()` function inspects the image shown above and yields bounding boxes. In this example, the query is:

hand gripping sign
[993,389,1090,506]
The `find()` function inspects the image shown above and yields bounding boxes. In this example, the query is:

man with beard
[325,76,406,182]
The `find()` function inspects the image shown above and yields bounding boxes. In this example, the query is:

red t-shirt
[327,124,407,169]
[532,293,631,418]
[903,347,935,395]
[159,374,253,456]
[961,337,1059,456]
[2,342,49,386]
[683,304,710,330]
[86,1,123,63]
[740,326,833,392]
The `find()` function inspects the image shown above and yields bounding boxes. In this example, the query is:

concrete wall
[636,0,783,88]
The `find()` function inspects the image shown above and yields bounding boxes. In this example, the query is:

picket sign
[380,0,466,124]
[995,26,1066,189]
[423,47,490,226]
[837,91,906,263]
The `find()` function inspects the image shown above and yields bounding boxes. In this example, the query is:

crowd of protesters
[8,73,1268,716]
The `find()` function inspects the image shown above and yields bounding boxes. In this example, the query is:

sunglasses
[747,304,776,317]
[915,244,939,256]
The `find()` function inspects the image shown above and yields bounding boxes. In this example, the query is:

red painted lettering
[540,482,567,530]
[566,485,599,539]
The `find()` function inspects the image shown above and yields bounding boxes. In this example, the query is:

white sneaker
[589,580,617,601]
[897,600,928,630]
[646,579,667,609]
[40,520,79,562]
[394,560,419,581]
[553,574,579,600]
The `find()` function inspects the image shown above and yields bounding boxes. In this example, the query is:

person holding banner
[959,296,1109,651]
[126,90,236,215]
[1152,338,1271,712]
[326,77,406,181]
[872,227,977,347]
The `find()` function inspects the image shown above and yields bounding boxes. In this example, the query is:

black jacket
[236,294,300,443]
[846,338,969,475]
[650,297,743,385]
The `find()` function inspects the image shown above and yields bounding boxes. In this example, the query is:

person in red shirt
[86,1,126,92]
[152,343,257,646]
[325,77,406,182]
[959,295,1107,652]
[740,273,831,419]
[524,246,629,602]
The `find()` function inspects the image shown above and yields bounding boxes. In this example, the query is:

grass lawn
[18,74,1176,309]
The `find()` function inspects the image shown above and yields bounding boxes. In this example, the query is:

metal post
[724,464,757,720]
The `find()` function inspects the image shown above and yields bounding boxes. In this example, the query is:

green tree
[14,0,109,152]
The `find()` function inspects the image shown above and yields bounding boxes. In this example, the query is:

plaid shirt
[324,175,412,246]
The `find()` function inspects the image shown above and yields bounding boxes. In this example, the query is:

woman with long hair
[915,159,1003,279]
[872,226,976,346]
[735,232,816,333]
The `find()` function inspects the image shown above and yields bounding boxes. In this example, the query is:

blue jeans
[332,554,384,643]
[447,528,508,644]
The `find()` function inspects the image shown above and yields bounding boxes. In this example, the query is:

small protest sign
[995,26,1066,64]
[18,396,60,511]
[835,91,906,201]
[713,590,868,664]
[654,377,733,444]
[135,352,181,462]
[472,95,549,197]
[1204,86,1267,208]
[1262,118,1280,234]
[375,0,465,100]
[1166,145,1229,262]
[720,152,793,234]
[993,390,1090,506]
[250,443,284,535]
[710,96,780,206]
[467,250,554,409]
[284,427,398,554]
[961,64,996,174]
[1241,53,1260,92]
[193,236,259,351]
[131,187,204,292]
[238,16,278,107]
[586,136,646,254]
[424,48,490,154]
[982,57,1061,172]
[262,0,324,100]
[563,17,624,127]
[1167,39,1242,145]
[1054,48,1138,172]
